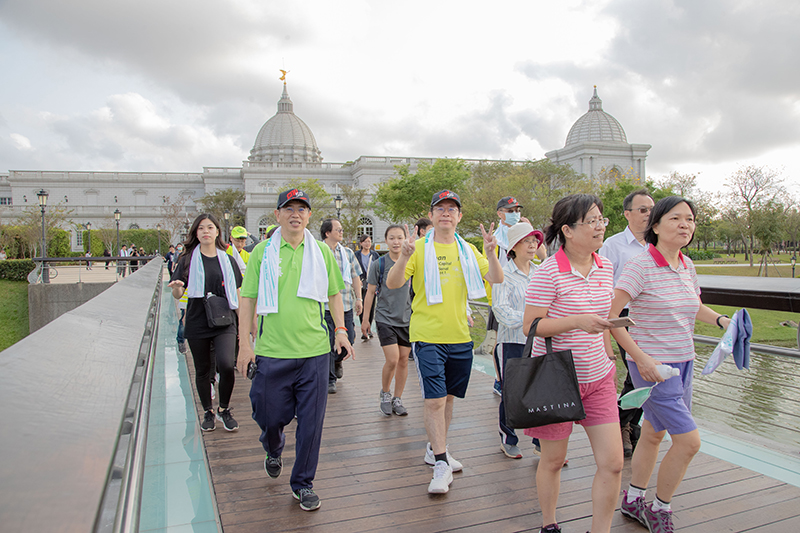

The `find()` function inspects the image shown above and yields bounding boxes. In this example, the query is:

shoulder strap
[523,317,554,357]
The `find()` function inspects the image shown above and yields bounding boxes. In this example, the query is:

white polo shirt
[616,245,701,363]
[525,248,615,384]
[599,226,647,286]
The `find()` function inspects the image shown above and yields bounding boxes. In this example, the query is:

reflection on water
[693,346,800,448]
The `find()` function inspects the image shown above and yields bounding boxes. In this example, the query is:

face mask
[504,212,521,226]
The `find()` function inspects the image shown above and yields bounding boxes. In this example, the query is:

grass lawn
[695,264,796,277]
[0,280,29,351]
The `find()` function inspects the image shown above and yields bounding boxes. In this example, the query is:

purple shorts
[523,367,619,441]
[628,359,697,435]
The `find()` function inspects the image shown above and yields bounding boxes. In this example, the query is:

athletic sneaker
[200,410,215,432]
[493,379,502,396]
[427,460,453,494]
[643,505,674,533]
[328,382,336,394]
[500,441,523,459]
[619,490,647,527]
[216,408,239,431]
[178,341,187,354]
[292,487,321,511]
[380,390,393,416]
[540,524,561,533]
[620,490,648,527]
[532,438,542,456]
[424,442,462,472]
[264,453,282,478]
[392,397,408,416]
[335,360,344,379]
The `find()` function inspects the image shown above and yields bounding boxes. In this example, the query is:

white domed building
[0,83,651,251]
[545,87,650,183]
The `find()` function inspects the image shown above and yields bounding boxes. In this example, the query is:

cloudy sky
[1,0,798,195]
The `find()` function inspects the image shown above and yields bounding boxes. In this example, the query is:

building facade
[0,85,648,252]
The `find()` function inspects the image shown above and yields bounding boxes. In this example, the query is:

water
[691,346,800,448]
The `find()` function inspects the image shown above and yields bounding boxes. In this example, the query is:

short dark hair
[544,194,604,247]
[644,196,696,246]
[320,218,338,240]
[623,188,653,211]
[358,234,371,244]
[385,224,407,239]
[414,217,432,237]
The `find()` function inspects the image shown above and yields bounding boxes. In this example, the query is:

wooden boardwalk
[193,341,800,532]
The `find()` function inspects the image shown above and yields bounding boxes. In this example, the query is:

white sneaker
[427,460,453,494]
[424,442,463,472]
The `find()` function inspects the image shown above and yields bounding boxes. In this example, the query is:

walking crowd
[164,186,732,531]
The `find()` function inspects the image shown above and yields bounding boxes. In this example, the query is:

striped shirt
[492,259,537,345]
[616,245,700,363]
[525,248,615,384]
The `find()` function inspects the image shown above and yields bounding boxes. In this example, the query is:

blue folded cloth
[732,308,752,370]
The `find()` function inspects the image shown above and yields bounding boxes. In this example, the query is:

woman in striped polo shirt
[609,196,731,532]
[522,194,623,533]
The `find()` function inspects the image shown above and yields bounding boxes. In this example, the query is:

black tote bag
[502,317,586,429]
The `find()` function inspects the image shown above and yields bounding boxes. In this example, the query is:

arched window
[258,216,273,239]
[357,216,374,240]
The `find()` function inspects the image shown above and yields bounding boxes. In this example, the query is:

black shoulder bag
[502,317,586,429]
[203,292,234,328]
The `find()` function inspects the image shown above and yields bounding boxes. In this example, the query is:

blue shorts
[412,341,473,399]
[628,359,697,435]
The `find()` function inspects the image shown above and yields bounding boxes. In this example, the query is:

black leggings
[188,333,236,411]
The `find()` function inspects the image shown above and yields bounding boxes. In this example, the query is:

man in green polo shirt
[237,188,353,512]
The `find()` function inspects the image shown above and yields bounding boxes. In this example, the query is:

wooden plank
[183,340,800,532]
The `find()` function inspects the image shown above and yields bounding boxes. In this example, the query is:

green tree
[159,195,194,246]
[725,165,786,266]
[460,159,591,235]
[784,204,800,256]
[339,184,370,244]
[373,159,471,223]
[14,204,72,258]
[196,188,245,232]
[284,178,332,231]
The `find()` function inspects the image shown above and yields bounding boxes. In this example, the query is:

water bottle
[656,365,680,379]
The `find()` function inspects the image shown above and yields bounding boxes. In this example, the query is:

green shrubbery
[0,259,36,281]
[683,249,720,261]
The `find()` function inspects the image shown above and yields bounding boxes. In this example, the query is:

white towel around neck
[186,245,239,309]
[423,230,486,305]
[256,227,329,315]
[229,243,247,275]
[336,243,353,285]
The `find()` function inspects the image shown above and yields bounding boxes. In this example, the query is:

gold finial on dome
[279,69,290,82]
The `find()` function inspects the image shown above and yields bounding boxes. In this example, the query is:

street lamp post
[792,255,796,278]
[114,209,121,257]
[157,223,162,257]
[334,194,343,219]
[37,189,49,283]
[86,221,92,256]
[223,210,230,242]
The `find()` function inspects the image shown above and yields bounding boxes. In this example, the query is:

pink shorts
[523,367,619,441]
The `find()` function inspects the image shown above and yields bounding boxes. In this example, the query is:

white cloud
[9,133,32,150]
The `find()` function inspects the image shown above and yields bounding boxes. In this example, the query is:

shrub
[0,259,36,281]
[683,249,719,261]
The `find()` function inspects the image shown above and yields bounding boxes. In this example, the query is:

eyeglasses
[433,206,459,214]
[625,207,652,214]
[334,228,344,233]
[281,206,308,214]
[573,217,609,229]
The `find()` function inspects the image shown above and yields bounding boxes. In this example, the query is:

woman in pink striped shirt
[609,196,731,532]
[522,194,622,533]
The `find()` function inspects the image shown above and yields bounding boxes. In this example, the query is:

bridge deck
[191,342,800,532]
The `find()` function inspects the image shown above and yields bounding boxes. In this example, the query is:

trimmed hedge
[0,259,36,281]
[684,249,720,261]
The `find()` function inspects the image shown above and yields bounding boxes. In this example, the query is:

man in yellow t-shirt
[386,190,503,494]
[226,226,250,269]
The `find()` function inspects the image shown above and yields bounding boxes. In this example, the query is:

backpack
[374,255,387,297]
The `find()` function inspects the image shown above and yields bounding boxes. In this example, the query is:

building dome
[564,87,627,146]
[249,84,323,163]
